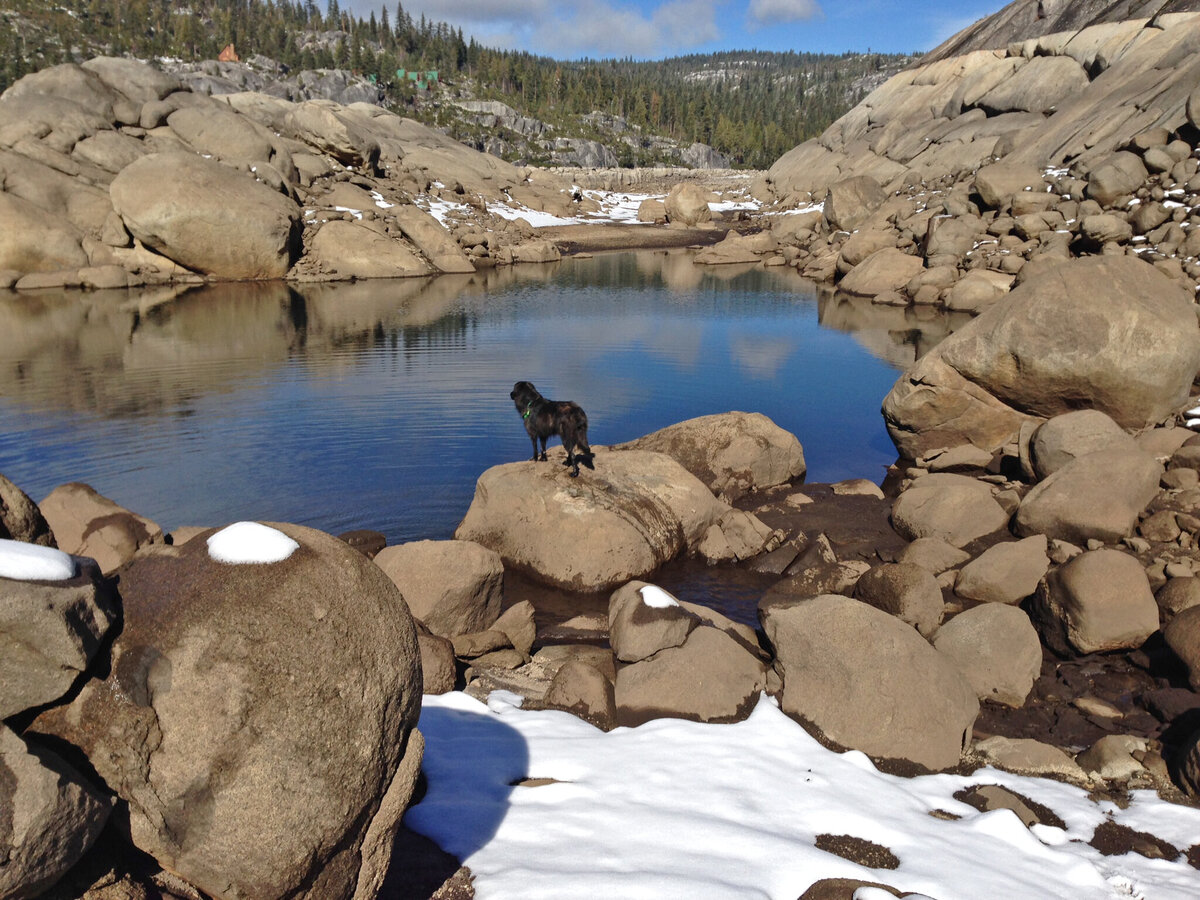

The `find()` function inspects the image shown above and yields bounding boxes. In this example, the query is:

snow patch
[206,522,299,565]
[639,584,680,608]
[0,539,76,581]
[405,691,1200,899]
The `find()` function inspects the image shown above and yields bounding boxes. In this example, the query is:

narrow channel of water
[0,250,965,557]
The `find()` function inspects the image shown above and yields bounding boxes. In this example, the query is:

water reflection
[0,251,962,547]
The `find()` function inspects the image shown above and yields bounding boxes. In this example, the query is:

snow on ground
[405,691,1200,900]
[418,187,763,229]
[206,521,299,564]
[0,538,76,581]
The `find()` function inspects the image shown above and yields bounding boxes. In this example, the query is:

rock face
[0,726,112,900]
[110,152,301,279]
[615,411,806,502]
[0,556,116,719]
[761,594,978,771]
[38,482,163,574]
[1031,549,1159,656]
[454,450,728,592]
[373,539,504,638]
[883,257,1200,458]
[31,522,423,900]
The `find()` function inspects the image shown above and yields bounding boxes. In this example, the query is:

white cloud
[746,0,823,30]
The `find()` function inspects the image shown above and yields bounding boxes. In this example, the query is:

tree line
[0,0,918,169]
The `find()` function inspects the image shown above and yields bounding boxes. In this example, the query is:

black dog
[510,381,595,477]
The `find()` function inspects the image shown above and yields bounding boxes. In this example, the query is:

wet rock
[933,604,1042,708]
[38,482,163,575]
[761,594,978,770]
[1032,549,1159,657]
[374,539,503,638]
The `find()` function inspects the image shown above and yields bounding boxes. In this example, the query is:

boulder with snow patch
[1014,448,1163,545]
[609,581,698,663]
[455,449,727,593]
[373,539,504,638]
[30,522,423,900]
[38,482,163,575]
[0,552,116,719]
[0,725,112,900]
[933,604,1042,708]
[890,473,1009,548]
[761,594,978,771]
[953,535,1049,606]
[616,411,806,503]
[1031,549,1159,657]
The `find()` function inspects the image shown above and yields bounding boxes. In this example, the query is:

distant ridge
[923,0,1200,63]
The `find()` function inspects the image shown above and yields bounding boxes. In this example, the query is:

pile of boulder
[0,57,593,291]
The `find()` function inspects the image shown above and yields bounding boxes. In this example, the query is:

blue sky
[343,0,1006,59]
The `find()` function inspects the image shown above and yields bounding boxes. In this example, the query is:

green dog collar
[523,402,533,420]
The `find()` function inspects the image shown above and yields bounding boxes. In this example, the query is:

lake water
[0,250,964,557]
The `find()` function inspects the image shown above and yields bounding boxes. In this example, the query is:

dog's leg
[530,434,540,462]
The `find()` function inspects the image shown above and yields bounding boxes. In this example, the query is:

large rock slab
[373,539,503,638]
[284,99,381,168]
[308,219,434,278]
[973,162,1045,209]
[823,175,887,231]
[0,552,116,719]
[31,522,423,900]
[1031,549,1159,657]
[615,411,806,502]
[38,482,163,575]
[455,450,727,592]
[761,594,978,771]
[0,726,112,900]
[0,192,88,274]
[1014,448,1163,545]
[110,151,301,279]
[883,256,1200,457]
[891,473,1009,548]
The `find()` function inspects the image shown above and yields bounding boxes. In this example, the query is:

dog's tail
[574,409,595,469]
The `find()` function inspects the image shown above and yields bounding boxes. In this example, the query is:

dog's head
[510,381,538,404]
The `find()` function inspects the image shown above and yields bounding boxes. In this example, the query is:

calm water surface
[0,251,963,575]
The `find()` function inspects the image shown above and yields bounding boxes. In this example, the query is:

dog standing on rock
[510,381,595,477]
